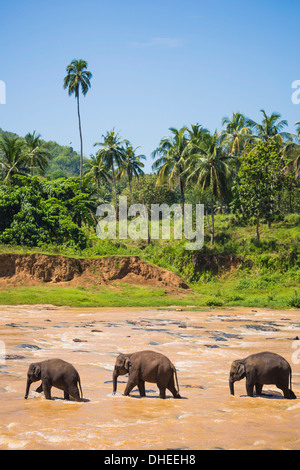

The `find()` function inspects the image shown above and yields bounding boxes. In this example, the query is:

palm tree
[220,112,253,215]
[63,59,92,181]
[83,154,110,188]
[152,127,189,215]
[0,136,28,183]
[187,123,210,143]
[220,112,252,156]
[247,110,293,145]
[186,132,232,245]
[282,121,300,180]
[94,129,125,216]
[24,131,51,175]
[118,142,146,204]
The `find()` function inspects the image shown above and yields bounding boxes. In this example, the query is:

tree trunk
[179,176,185,217]
[112,161,118,220]
[77,93,83,183]
[234,153,245,216]
[256,215,260,243]
[142,196,150,245]
[210,204,214,246]
[205,206,210,231]
[128,176,134,205]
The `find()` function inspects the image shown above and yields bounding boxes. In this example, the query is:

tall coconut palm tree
[220,112,252,156]
[187,123,210,143]
[0,136,28,183]
[152,127,189,215]
[24,131,51,175]
[220,112,253,215]
[186,131,232,245]
[247,110,293,145]
[118,142,146,204]
[63,59,92,181]
[94,129,125,215]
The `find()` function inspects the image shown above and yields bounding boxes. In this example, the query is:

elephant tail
[78,377,83,400]
[173,365,180,396]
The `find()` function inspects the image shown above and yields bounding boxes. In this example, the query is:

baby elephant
[112,350,181,399]
[25,358,83,401]
[229,351,296,399]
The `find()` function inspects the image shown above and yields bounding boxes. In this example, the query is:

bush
[287,291,300,308]
[284,213,300,226]
[0,176,90,249]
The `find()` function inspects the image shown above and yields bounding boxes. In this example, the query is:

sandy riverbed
[0,305,299,450]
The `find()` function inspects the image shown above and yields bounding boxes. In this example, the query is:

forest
[0,59,299,309]
[0,108,299,246]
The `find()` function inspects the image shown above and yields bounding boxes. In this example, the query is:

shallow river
[0,305,299,450]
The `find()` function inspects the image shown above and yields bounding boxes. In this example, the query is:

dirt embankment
[192,253,243,275]
[0,254,190,291]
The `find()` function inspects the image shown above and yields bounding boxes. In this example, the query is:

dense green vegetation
[0,59,299,308]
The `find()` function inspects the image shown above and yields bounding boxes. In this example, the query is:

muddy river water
[0,305,299,450]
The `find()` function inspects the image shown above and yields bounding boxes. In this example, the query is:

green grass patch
[0,277,299,309]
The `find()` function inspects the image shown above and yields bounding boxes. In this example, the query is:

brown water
[0,305,299,450]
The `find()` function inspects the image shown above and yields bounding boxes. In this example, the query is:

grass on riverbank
[0,277,299,309]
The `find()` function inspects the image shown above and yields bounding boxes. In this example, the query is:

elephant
[112,350,181,399]
[24,358,83,401]
[229,351,296,399]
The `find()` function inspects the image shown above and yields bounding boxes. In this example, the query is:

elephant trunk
[112,369,118,394]
[24,379,31,399]
[229,380,234,396]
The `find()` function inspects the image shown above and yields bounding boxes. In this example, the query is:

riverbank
[0,215,298,309]
[0,266,298,309]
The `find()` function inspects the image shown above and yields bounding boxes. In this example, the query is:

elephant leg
[42,378,52,400]
[255,383,263,396]
[275,377,292,399]
[123,379,137,396]
[35,384,43,393]
[68,385,81,402]
[138,380,146,397]
[64,391,70,400]
[245,379,254,397]
[276,382,291,399]
[167,375,181,398]
[288,389,296,399]
[158,387,166,399]
[157,377,166,399]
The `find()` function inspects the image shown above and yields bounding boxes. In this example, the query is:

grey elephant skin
[24,358,83,401]
[112,350,181,399]
[229,351,296,399]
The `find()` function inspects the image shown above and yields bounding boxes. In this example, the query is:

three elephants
[24,350,297,401]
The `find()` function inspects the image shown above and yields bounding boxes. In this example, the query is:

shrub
[287,291,300,308]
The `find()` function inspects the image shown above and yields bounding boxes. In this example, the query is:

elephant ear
[237,362,245,379]
[124,358,131,371]
[33,364,41,378]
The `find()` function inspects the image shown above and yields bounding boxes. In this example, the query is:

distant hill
[0,128,90,179]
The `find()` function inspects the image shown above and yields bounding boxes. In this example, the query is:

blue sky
[1,0,300,172]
